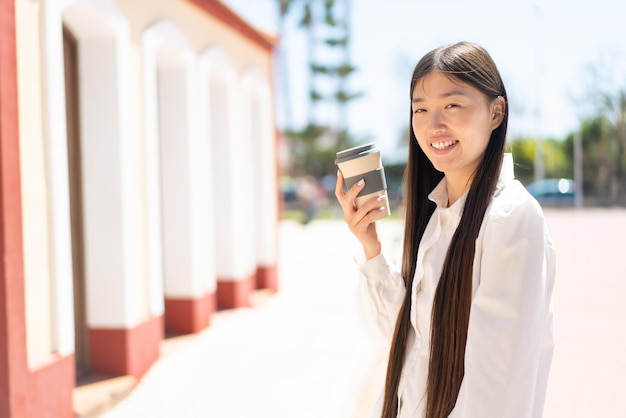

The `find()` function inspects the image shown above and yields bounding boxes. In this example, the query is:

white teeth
[431,140,458,150]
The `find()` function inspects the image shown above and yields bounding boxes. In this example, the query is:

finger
[336,172,365,215]
[351,209,380,231]
[348,207,385,244]
[345,178,365,203]
[353,195,387,222]
[348,195,386,227]
[335,171,354,215]
[334,170,345,199]
[336,169,366,201]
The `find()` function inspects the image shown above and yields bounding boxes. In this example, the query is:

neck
[445,172,473,207]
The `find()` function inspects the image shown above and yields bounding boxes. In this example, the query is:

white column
[141,30,165,317]
[63,14,143,329]
[188,60,217,298]
[242,70,278,271]
[147,22,216,301]
[41,0,75,357]
[229,78,257,281]
[18,0,68,366]
[208,64,257,283]
[158,63,192,297]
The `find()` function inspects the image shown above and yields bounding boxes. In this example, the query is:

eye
[413,108,426,114]
[445,103,460,109]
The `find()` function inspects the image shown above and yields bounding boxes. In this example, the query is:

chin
[428,158,451,174]
[432,163,446,174]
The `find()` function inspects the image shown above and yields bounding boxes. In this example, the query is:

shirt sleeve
[355,253,406,342]
[449,198,556,418]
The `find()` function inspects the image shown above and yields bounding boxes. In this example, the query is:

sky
[224,0,625,162]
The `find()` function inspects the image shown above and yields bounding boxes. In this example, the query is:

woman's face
[411,71,503,184]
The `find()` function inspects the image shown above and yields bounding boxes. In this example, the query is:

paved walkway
[100,209,626,418]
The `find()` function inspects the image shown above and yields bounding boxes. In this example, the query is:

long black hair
[381,42,509,418]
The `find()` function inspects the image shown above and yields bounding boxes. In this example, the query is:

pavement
[76,209,626,418]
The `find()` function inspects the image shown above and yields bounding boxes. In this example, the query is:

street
[102,209,626,418]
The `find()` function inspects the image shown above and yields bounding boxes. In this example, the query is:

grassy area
[281,206,404,223]
[281,208,339,223]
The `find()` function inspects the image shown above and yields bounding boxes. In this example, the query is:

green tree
[578,56,626,205]
[508,138,535,185]
[562,115,624,205]
[277,0,362,179]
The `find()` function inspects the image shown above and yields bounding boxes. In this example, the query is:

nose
[427,110,445,133]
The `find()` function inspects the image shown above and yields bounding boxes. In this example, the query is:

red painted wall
[0,0,28,415]
[186,0,276,52]
[0,1,74,416]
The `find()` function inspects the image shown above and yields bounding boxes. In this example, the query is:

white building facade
[0,0,279,416]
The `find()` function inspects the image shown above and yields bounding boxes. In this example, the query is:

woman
[335,42,556,418]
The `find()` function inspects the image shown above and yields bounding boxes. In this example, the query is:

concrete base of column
[164,292,216,334]
[256,264,278,292]
[26,354,75,418]
[216,272,256,310]
[89,315,163,379]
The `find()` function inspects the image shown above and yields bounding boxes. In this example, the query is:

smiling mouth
[431,139,459,150]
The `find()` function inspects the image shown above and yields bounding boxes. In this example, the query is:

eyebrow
[411,89,470,103]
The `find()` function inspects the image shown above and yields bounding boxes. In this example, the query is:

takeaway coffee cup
[336,143,390,217]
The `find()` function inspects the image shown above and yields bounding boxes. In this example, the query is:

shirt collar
[499,153,515,184]
[427,153,514,211]
[428,178,467,213]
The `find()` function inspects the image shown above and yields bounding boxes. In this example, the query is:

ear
[490,96,505,129]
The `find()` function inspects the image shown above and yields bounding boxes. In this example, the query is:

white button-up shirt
[357,154,556,417]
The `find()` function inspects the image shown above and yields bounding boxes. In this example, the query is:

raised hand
[335,170,386,260]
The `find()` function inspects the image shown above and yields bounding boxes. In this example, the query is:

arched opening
[62,23,89,382]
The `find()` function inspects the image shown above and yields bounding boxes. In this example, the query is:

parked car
[525,178,576,207]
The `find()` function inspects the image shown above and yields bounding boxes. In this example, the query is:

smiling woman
[410,72,505,205]
[335,42,556,418]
